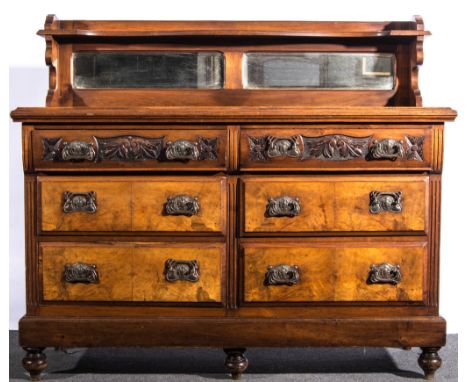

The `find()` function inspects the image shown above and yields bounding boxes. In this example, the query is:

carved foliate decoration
[369,191,402,214]
[266,196,301,217]
[42,138,96,161]
[248,136,269,161]
[367,263,402,285]
[264,264,300,286]
[63,263,99,284]
[198,137,218,160]
[164,259,200,282]
[43,135,219,163]
[42,138,63,161]
[405,135,425,161]
[247,134,424,163]
[367,138,404,161]
[165,195,200,216]
[302,134,372,161]
[95,135,164,161]
[63,192,97,213]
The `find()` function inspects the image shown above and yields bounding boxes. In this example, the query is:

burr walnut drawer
[241,175,428,234]
[41,242,225,303]
[39,176,226,234]
[242,240,425,303]
[240,126,435,171]
[32,128,227,171]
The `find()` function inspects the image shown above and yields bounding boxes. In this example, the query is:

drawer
[241,175,428,233]
[39,176,226,234]
[41,242,225,303]
[240,125,433,171]
[32,127,227,171]
[242,240,425,303]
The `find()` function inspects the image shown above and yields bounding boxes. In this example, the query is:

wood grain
[242,242,425,302]
[240,126,433,172]
[32,128,227,172]
[242,175,428,233]
[40,179,133,232]
[39,176,226,233]
[41,242,224,302]
[11,106,457,123]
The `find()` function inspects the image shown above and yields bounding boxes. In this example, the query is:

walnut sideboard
[11,15,457,380]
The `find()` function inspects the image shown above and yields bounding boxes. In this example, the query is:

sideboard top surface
[11,106,457,123]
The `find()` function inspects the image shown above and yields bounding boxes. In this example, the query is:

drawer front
[39,176,226,233]
[242,241,425,303]
[240,126,432,171]
[32,128,227,171]
[242,175,427,233]
[41,243,224,303]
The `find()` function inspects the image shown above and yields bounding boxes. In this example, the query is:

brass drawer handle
[266,196,301,217]
[165,137,218,161]
[165,139,200,161]
[63,192,97,213]
[369,191,402,214]
[367,263,401,285]
[63,262,99,284]
[165,259,200,282]
[248,135,302,161]
[264,264,300,286]
[165,195,200,216]
[42,138,96,161]
[367,138,404,161]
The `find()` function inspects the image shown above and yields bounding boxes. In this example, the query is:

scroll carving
[266,196,301,217]
[368,263,402,285]
[165,195,200,216]
[164,259,200,282]
[302,134,372,161]
[63,263,99,284]
[264,264,300,286]
[369,191,402,214]
[44,14,58,106]
[63,192,97,213]
[95,135,164,161]
[248,134,424,162]
[42,135,219,163]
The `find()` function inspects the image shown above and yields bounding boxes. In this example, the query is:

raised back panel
[40,15,427,107]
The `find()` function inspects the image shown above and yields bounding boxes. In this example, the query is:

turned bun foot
[418,347,442,380]
[224,348,248,379]
[22,347,47,381]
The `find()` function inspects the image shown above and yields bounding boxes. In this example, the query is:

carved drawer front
[242,175,427,234]
[242,240,425,303]
[41,242,224,303]
[39,176,226,233]
[240,126,433,171]
[32,128,227,171]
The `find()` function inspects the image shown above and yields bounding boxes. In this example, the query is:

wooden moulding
[37,16,431,38]
[19,315,446,348]
[10,106,457,123]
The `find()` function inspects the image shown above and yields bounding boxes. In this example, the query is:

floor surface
[10,331,457,381]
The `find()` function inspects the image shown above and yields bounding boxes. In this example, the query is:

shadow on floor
[10,331,433,381]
